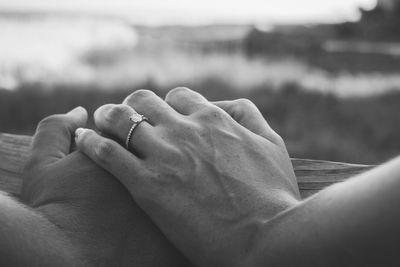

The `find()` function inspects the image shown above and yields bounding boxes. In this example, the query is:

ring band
[125,113,148,149]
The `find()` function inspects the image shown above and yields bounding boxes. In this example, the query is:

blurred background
[0,0,399,164]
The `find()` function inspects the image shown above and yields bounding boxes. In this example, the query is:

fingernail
[68,106,84,115]
[75,128,85,139]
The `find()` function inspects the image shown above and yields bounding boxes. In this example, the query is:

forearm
[246,156,400,267]
[0,192,79,266]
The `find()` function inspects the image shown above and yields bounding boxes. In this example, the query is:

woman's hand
[76,88,301,267]
[21,107,191,266]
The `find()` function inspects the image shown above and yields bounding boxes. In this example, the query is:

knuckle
[236,98,255,109]
[103,105,126,126]
[94,140,116,162]
[229,98,258,120]
[196,105,224,121]
[275,134,285,146]
[235,98,256,113]
[132,89,154,98]
[166,87,191,99]
[125,89,154,104]
[270,132,285,146]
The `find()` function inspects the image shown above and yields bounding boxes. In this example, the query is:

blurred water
[1,15,400,97]
[324,40,400,56]
[0,16,137,89]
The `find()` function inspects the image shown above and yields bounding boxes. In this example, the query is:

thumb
[26,107,88,170]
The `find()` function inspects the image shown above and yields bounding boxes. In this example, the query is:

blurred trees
[244,0,400,62]
[1,83,399,165]
[337,1,400,40]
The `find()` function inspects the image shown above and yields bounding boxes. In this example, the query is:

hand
[76,88,301,266]
[22,107,191,266]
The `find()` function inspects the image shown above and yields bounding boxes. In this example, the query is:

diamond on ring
[130,112,145,123]
[125,113,148,149]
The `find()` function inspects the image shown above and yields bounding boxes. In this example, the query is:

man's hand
[76,88,301,267]
[20,107,191,266]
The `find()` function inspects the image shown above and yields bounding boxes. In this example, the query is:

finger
[75,128,149,193]
[94,104,162,157]
[123,89,178,125]
[165,87,210,115]
[213,99,282,143]
[28,107,87,169]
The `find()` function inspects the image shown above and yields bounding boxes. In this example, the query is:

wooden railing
[0,133,375,199]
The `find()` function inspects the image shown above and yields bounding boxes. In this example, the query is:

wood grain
[0,133,375,199]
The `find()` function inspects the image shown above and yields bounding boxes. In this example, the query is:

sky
[0,0,377,25]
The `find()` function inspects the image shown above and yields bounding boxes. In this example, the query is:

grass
[1,81,399,165]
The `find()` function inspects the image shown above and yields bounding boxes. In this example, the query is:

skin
[76,87,400,267]
[75,87,301,266]
[0,192,77,266]
[244,156,400,267]
[1,107,192,266]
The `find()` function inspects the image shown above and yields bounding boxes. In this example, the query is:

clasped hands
[21,87,300,266]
